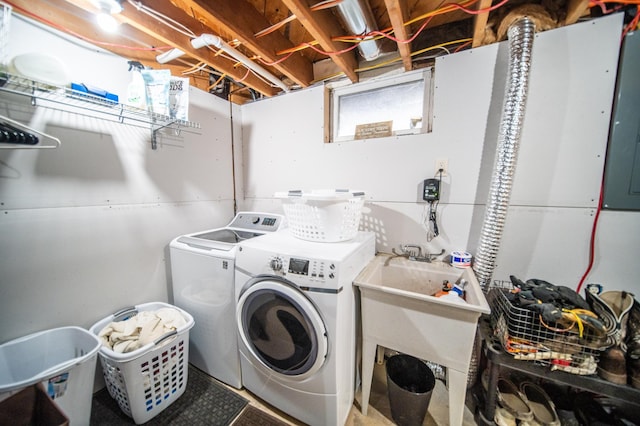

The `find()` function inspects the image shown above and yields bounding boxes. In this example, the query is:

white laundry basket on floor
[276,189,366,242]
[0,326,102,425]
[89,302,194,425]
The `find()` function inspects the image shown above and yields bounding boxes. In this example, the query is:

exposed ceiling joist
[170,0,314,88]
[2,0,606,104]
[384,0,413,71]
[97,0,280,95]
[565,0,590,24]
[472,0,494,47]
[281,0,359,83]
[116,1,278,95]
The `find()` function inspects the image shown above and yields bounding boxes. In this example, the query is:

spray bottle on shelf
[126,61,147,110]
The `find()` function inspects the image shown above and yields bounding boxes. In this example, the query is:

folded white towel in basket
[99,307,187,353]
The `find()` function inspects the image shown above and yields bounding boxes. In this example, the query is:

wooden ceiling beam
[65,0,278,96]
[281,0,359,83]
[11,0,277,96]
[384,0,413,71]
[471,0,493,47]
[114,0,278,96]
[171,0,314,88]
[7,0,161,65]
[565,0,590,24]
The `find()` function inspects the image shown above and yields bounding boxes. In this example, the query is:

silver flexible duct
[473,17,536,288]
[335,0,381,61]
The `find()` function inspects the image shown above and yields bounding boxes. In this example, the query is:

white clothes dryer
[169,212,283,389]
[235,230,375,426]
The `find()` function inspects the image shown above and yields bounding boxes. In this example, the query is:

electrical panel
[603,31,640,210]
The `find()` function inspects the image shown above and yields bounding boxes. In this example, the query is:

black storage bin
[386,354,436,426]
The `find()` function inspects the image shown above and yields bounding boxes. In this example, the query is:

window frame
[327,68,433,143]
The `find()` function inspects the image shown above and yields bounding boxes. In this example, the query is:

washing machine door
[237,277,328,379]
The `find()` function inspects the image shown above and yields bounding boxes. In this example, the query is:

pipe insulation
[472,17,536,288]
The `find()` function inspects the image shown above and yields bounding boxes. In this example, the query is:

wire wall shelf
[0,72,201,149]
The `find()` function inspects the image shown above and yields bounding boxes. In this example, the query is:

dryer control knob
[270,257,283,271]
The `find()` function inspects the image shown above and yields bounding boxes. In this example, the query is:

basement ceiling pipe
[191,34,290,92]
[335,0,381,61]
[472,17,536,288]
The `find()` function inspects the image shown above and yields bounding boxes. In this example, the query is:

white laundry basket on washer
[89,302,194,425]
[275,189,365,242]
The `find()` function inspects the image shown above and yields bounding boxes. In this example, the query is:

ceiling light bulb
[96,12,119,32]
[93,0,123,14]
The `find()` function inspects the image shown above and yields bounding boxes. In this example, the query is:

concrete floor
[228,360,478,426]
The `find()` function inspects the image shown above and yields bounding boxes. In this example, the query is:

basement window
[328,69,433,143]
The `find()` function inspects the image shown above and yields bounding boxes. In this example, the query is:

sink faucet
[391,245,445,263]
[401,244,422,260]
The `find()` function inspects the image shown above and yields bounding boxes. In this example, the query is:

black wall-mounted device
[423,178,440,201]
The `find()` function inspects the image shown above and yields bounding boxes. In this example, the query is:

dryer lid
[192,228,262,243]
[176,229,263,251]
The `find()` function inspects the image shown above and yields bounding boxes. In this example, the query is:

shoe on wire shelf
[497,377,534,422]
[494,407,517,426]
[519,382,561,426]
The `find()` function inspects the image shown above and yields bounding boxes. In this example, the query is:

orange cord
[538,314,576,333]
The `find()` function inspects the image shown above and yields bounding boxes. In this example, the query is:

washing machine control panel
[288,257,309,275]
[229,212,284,232]
[269,256,284,271]
[283,257,337,284]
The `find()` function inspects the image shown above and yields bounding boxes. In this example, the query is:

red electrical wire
[365,16,435,44]
[576,169,605,294]
[232,67,252,83]
[576,10,639,293]
[589,0,640,4]
[257,51,294,66]
[622,9,640,40]
[302,41,360,56]
[336,0,508,45]
[281,0,508,57]
[449,0,511,15]
[310,0,345,11]
[590,0,626,14]
[454,40,472,52]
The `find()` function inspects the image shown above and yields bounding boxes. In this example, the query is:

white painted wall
[0,16,235,342]
[0,9,637,364]
[239,14,640,295]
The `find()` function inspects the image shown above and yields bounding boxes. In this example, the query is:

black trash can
[386,354,436,426]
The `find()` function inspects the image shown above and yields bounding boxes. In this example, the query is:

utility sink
[354,253,490,314]
[354,253,490,426]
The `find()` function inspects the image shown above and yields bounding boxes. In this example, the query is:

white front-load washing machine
[235,229,375,426]
[169,212,283,388]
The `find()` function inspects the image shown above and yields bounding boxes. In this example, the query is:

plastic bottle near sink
[435,279,468,304]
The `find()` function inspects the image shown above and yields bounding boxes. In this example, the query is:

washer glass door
[237,278,328,378]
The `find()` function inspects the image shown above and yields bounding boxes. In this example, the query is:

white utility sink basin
[354,253,490,426]
[355,253,490,313]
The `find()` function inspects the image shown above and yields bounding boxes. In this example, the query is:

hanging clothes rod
[0,114,61,149]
